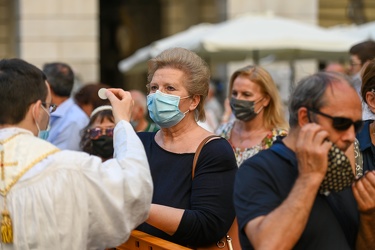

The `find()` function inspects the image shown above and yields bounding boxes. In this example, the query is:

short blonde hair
[147,47,210,121]
[229,65,288,130]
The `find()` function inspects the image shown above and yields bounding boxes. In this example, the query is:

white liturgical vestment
[0,121,153,250]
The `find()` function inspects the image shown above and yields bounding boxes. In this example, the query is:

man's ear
[297,107,311,127]
[25,101,42,136]
[29,101,42,119]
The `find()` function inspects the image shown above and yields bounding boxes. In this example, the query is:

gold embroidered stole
[0,132,60,243]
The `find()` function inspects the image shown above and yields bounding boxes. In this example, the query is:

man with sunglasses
[0,58,152,248]
[234,72,375,249]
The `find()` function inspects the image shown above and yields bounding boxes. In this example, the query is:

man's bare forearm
[246,174,321,249]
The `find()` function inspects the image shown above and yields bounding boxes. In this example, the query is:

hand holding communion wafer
[98,88,134,124]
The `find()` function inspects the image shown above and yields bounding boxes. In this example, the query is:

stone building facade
[0,0,374,89]
[0,0,98,84]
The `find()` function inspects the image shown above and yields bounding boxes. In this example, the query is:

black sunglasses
[307,108,363,133]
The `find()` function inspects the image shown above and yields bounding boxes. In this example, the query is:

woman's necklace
[234,124,268,148]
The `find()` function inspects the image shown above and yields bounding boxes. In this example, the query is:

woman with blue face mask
[136,47,237,248]
[216,65,289,167]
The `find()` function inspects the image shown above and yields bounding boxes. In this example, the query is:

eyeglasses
[88,127,114,140]
[308,108,363,133]
[42,102,57,113]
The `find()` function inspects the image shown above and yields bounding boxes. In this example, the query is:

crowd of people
[1,39,375,249]
[0,58,152,249]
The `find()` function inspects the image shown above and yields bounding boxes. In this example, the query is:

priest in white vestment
[0,58,153,250]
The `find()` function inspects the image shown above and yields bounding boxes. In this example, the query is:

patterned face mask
[319,143,355,196]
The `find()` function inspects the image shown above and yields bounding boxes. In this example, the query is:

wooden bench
[115,230,193,250]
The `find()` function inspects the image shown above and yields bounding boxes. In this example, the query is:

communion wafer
[98,88,108,100]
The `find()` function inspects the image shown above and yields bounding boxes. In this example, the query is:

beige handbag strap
[192,135,221,180]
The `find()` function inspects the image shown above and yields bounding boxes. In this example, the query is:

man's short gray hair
[288,72,355,128]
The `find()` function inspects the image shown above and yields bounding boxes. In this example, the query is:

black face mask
[319,143,355,195]
[230,97,262,122]
[91,136,114,159]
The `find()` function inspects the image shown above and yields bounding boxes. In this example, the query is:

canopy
[328,20,375,42]
[118,23,215,73]
[119,13,359,74]
[202,14,359,62]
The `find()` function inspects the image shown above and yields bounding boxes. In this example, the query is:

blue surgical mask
[38,126,50,140]
[36,105,51,140]
[147,90,190,128]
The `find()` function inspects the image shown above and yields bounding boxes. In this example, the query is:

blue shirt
[356,120,375,171]
[48,98,89,151]
[234,138,358,250]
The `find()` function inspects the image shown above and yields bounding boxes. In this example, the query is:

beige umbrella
[118,13,358,74]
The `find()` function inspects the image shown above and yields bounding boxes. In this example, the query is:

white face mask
[147,90,190,128]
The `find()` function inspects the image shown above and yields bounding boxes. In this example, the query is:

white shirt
[0,121,152,250]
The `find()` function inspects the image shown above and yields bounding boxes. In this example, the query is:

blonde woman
[136,48,237,248]
[216,65,288,166]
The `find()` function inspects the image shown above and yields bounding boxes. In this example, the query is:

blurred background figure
[349,40,375,120]
[357,58,375,171]
[201,82,224,132]
[349,41,375,79]
[129,90,159,132]
[324,62,347,75]
[80,105,115,162]
[43,62,89,150]
[216,65,289,167]
[74,83,111,117]
[219,97,236,125]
